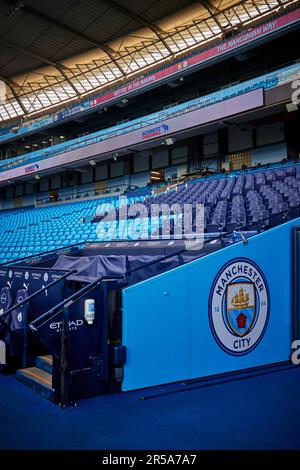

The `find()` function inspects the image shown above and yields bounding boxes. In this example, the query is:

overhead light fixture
[113,153,118,161]
[35,174,40,180]
[165,137,175,146]
[286,102,298,113]
[117,98,129,108]
[60,135,65,139]
[89,159,96,166]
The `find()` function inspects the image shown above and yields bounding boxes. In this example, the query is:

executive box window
[171,146,188,165]
[25,183,34,195]
[6,186,13,199]
[203,133,219,157]
[15,184,23,197]
[228,127,253,153]
[256,122,284,147]
[81,168,94,184]
[95,164,108,181]
[229,151,252,170]
[133,153,149,173]
[110,161,124,178]
[152,150,169,169]
[39,177,50,192]
[51,175,61,190]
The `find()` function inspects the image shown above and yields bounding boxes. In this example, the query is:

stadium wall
[122,219,295,391]
[0,88,264,183]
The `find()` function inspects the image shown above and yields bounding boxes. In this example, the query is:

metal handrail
[35,184,138,206]
[27,272,125,406]
[29,274,126,332]
[126,204,296,275]
[0,268,77,368]
[0,241,89,267]
[0,269,75,328]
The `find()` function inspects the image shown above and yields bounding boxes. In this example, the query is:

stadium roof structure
[0,0,299,123]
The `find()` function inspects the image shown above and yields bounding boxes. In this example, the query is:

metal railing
[1,59,300,175]
[35,184,138,207]
[0,269,75,368]
[0,241,88,267]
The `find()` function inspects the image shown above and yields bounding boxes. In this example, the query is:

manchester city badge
[209,258,270,355]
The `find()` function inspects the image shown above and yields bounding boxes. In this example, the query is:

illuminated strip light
[1,4,299,131]
[1,1,299,123]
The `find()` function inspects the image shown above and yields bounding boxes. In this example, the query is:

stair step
[35,355,53,374]
[16,367,54,402]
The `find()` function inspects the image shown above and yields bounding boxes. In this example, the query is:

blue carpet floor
[0,366,300,450]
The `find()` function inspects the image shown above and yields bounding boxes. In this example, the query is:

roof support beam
[197,0,226,32]
[0,38,81,97]
[57,66,81,97]
[1,0,126,76]
[100,0,174,55]
[0,74,28,114]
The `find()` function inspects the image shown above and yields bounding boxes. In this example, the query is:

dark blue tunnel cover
[52,253,188,286]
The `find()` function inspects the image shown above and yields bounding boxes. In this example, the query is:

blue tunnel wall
[122,219,297,391]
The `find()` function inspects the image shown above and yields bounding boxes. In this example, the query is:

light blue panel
[189,221,292,378]
[122,269,190,391]
[122,219,297,391]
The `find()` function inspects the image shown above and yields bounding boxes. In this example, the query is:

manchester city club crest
[209,258,270,355]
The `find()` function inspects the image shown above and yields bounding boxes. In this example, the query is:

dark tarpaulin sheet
[52,255,127,286]
[127,255,183,285]
[52,253,197,286]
